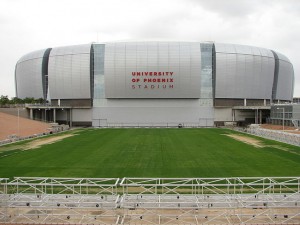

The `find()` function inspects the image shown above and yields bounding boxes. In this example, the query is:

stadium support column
[69,108,72,127]
[254,109,256,124]
[259,110,262,124]
[255,109,258,124]
[29,109,33,120]
[53,108,56,123]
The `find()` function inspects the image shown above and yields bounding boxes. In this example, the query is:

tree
[0,95,46,106]
[23,97,35,104]
[0,95,9,106]
[35,98,45,104]
[10,97,24,104]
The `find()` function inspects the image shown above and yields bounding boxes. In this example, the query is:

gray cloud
[0,0,299,97]
[187,0,265,17]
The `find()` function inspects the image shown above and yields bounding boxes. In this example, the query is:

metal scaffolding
[1,177,120,224]
[0,177,299,224]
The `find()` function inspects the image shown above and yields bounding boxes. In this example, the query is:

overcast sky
[1,0,299,98]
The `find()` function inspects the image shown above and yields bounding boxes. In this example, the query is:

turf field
[0,128,299,178]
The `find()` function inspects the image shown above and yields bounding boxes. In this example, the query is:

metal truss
[1,177,120,224]
[0,177,299,224]
[0,178,8,222]
[119,177,300,224]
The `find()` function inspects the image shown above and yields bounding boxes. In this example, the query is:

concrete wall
[235,110,255,122]
[72,109,92,122]
[214,108,232,122]
[93,99,214,127]
[0,108,28,118]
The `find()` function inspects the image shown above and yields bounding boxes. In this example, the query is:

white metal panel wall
[48,44,91,99]
[15,49,47,99]
[104,42,202,98]
[215,43,275,99]
[92,42,214,127]
[274,51,294,101]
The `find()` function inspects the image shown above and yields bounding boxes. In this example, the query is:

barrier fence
[92,119,215,128]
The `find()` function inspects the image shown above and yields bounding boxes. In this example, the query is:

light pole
[277,107,285,130]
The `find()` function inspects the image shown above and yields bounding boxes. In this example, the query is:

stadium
[2,42,299,224]
[15,41,294,127]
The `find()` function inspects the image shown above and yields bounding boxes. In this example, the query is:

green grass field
[0,128,299,178]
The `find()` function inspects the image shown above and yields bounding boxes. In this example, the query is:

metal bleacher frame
[0,177,299,224]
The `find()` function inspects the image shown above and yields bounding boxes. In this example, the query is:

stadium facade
[15,42,294,127]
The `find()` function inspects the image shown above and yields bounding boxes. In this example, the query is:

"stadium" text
[132,84,174,89]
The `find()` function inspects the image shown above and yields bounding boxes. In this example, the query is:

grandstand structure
[0,177,299,224]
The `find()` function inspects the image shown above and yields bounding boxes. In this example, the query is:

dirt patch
[23,133,75,150]
[225,134,264,148]
[224,134,294,152]
[0,133,76,158]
